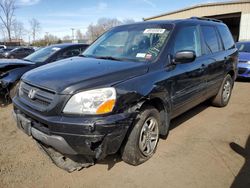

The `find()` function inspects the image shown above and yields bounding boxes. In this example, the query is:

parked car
[0,43,89,104]
[236,41,250,78]
[0,45,6,49]
[13,18,237,172]
[0,47,14,58]
[2,47,35,59]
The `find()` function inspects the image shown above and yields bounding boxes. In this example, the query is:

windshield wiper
[95,56,122,61]
[22,59,33,62]
[78,54,86,57]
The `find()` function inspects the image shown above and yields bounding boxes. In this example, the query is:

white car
[0,45,6,49]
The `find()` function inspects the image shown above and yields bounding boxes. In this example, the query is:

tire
[121,106,160,166]
[9,81,20,100]
[211,74,233,107]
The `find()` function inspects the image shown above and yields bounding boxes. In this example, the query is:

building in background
[144,0,250,42]
[0,39,24,47]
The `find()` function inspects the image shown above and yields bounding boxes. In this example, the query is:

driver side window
[174,26,201,57]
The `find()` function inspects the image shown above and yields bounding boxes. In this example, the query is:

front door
[170,25,207,117]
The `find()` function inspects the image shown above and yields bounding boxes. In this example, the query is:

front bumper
[237,63,250,78]
[0,82,9,105]
[13,98,136,159]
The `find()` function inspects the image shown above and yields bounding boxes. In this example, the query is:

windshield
[23,46,61,63]
[83,24,172,62]
[236,43,250,53]
[10,48,19,52]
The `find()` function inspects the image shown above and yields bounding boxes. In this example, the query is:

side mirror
[174,50,196,64]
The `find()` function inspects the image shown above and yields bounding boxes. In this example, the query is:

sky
[14,0,227,40]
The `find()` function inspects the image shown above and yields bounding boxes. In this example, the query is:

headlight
[63,87,116,115]
[247,61,250,64]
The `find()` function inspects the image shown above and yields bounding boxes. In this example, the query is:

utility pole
[45,32,49,46]
[71,28,75,41]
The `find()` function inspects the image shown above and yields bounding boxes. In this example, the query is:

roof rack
[190,17,223,23]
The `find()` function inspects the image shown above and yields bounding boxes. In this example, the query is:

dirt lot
[0,81,250,188]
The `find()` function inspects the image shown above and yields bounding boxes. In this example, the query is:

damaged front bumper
[13,99,136,160]
[0,80,10,105]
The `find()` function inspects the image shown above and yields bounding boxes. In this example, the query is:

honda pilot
[13,18,238,172]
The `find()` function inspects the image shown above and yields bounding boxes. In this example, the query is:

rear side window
[217,25,235,50]
[174,26,202,57]
[201,26,221,53]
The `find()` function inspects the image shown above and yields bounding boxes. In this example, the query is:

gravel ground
[0,81,250,188]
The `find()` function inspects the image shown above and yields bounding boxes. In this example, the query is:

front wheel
[121,106,160,166]
[211,74,233,107]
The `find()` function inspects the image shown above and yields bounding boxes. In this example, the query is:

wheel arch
[138,97,170,136]
[227,69,236,87]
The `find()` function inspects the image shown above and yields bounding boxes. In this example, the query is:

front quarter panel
[114,68,172,114]
[1,65,34,86]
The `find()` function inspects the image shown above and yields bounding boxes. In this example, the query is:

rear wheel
[211,74,233,107]
[121,106,160,166]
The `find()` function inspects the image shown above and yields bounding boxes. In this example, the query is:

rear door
[200,25,225,96]
[217,25,237,79]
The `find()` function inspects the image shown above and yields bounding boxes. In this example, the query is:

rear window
[201,26,221,53]
[217,25,235,50]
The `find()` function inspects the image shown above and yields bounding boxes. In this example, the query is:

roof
[49,43,88,48]
[144,0,250,21]
[121,18,225,28]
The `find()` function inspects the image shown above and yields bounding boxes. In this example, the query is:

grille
[19,82,56,112]
[238,68,247,75]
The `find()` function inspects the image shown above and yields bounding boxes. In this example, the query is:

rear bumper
[13,98,136,159]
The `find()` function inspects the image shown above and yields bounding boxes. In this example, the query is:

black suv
[13,18,238,172]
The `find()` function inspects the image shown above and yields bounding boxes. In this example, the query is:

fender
[115,69,173,136]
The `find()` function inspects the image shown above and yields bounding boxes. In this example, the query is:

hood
[0,59,34,69]
[22,57,149,94]
[239,52,250,62]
